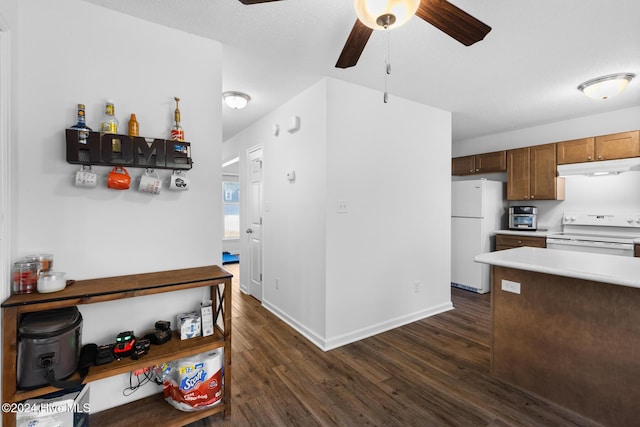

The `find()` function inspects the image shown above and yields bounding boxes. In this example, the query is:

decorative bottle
[70,104,92,145]
[170,97,184,142]
[101,99,120,152]
[128,113,139,137]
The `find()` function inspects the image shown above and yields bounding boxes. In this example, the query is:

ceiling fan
[237,0,491,69]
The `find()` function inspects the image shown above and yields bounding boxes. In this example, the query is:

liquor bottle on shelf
[70,103,92,145]
[101,99,120,152]
[128,113,139,137]
[170,97,184,142]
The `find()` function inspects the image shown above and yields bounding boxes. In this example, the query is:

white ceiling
[84,0,640,143]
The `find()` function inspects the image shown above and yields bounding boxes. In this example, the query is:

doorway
[245,146,263,301]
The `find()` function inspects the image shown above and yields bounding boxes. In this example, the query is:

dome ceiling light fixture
[222,91,251,109]
[577,73,635,100]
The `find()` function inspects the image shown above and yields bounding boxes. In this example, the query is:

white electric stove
[546,212,640,257]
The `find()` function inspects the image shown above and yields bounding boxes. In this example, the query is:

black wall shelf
[66,129,193,170]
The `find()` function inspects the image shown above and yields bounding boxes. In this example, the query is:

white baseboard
[261,299,454,352]
[261,299,326,349]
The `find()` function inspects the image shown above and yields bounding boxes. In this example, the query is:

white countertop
[475,247,640,289]
[494,229,553,237]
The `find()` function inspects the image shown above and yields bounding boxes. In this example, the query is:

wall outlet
[501,279,521,294]
[337,200,349,213]
[413,281,421,293]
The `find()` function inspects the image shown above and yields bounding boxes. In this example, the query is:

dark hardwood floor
[189,264,598,427]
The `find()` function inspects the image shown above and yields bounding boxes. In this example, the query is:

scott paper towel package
[163,350,223,411]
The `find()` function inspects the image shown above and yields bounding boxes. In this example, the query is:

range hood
[557,158,640,176]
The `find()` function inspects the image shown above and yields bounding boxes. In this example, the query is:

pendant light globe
[354,0,421,30]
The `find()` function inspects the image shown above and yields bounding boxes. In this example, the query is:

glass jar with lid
[25,253,53,274]
[12,260,39,294]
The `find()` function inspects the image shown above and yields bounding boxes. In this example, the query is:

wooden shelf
[2,265,232,427]
[90,392,226,427]
[14,330,225,401]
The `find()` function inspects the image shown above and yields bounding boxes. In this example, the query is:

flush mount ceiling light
[577,73,635,100]
[354,0,420,30]
[222,91,251,109]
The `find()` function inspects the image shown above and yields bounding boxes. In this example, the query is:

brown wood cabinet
[635,244,640,257]
[452,151,506,175]
[1,266,232,427]
[490,264,640,427]
[507,144,565,201]
[557,131,640,164]
[495,234,546,251]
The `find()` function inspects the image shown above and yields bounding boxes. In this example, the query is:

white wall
[225,77,453,350]
[225,79,329,341]
[324,79,453,348]
[14,0,222,413]
[453,106,640,229]
[0,0,19,409]
[261,80,329,342]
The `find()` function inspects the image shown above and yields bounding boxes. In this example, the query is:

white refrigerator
[451,180,505,293]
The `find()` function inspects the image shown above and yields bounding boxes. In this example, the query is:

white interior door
[247,147,263,301]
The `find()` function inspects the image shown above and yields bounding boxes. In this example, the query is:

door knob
[246,228,253,234]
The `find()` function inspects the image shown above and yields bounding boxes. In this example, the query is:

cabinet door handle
[597,155,602,160]
[587,156,592,160]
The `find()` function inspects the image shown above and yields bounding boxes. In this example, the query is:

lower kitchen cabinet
[495,234,546,251]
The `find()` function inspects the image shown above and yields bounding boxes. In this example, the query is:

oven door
[546,237,634,256]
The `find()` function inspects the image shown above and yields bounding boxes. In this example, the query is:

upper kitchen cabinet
[507,143,565,201]
[557,131,640,164]
[556,137,595,164]
[452,150,506,175]
[595,130,640,160]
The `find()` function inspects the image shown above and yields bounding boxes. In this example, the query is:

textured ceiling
[83,0,640,143]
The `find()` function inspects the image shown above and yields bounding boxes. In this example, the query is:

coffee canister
[26,253,53,274]
[12,260,39,294]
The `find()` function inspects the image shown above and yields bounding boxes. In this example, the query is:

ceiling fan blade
[335,20,374,69]
[416,0,491,46]
[237,0,283,4]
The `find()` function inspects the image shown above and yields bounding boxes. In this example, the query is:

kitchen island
[475,247,640,427]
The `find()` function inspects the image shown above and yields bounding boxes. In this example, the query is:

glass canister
[26,253,53,273]
[12,260,39,294]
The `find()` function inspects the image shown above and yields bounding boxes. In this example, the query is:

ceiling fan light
[354,0,420,30]
[222,91,251,109]
[577,73,635,100]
